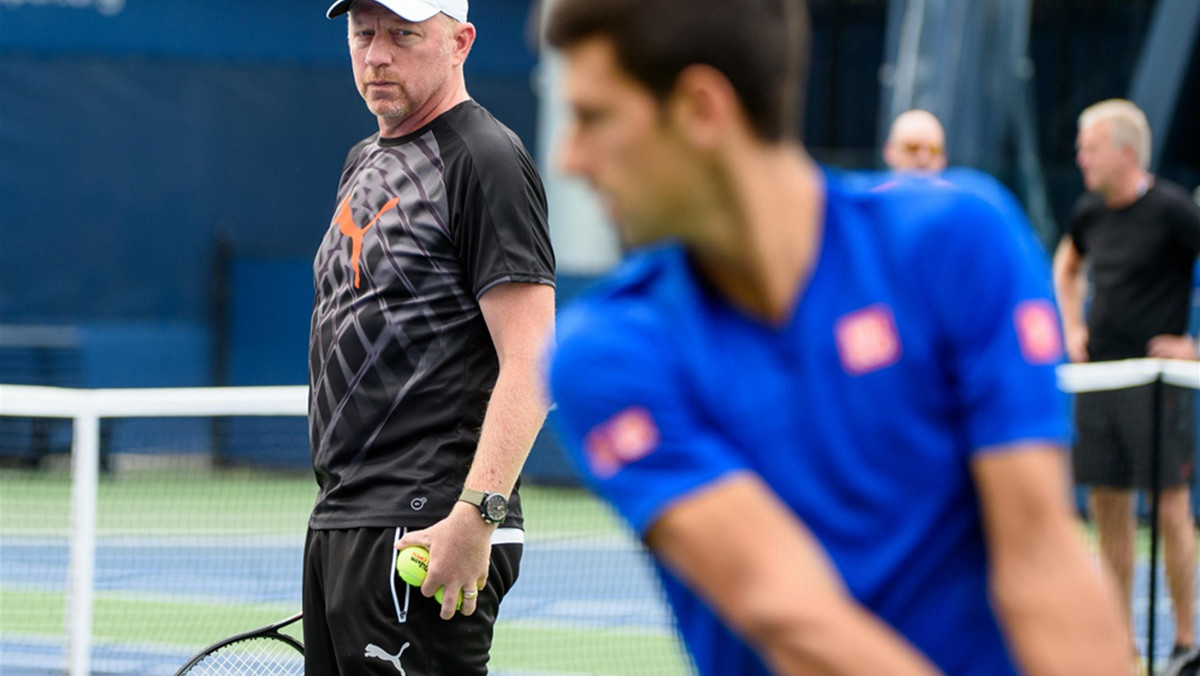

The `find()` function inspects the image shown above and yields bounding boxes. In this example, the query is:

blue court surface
[2,532,1195,674]
[0,533,677,676]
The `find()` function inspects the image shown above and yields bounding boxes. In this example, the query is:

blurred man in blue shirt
[544,0,1127,674]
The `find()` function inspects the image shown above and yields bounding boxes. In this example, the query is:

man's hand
[1064,323,1089,363]
[395,502,493,619]
[1147,334,1198,360]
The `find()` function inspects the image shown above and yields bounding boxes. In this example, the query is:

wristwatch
[459,488,508,525]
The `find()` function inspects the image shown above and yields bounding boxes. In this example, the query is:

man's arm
[1051,236,1089,363]
[972,444,1128,675]
[467,281,556,506]
[397,282,555,619]
[646,473,942,675]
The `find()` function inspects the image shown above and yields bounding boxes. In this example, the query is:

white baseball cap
[326,0,468,23]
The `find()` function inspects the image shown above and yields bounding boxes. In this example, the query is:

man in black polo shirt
[1054,98,1200,671]
[304,0,555,673]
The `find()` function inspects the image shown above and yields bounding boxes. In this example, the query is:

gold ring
[463,589,479,599]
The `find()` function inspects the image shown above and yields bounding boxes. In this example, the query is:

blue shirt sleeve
[548,303,749,536]
[913,190,1069,454]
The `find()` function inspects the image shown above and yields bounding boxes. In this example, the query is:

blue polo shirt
[548,170,1068,675]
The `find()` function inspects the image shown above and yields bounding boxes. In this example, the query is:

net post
[66,409,99,676]
[1146,371,1163,668]
[210,234,233,467]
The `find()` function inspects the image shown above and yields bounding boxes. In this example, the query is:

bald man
[884,110,947,173]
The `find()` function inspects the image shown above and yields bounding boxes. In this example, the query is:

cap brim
[326,0,352,18]
[326,0,443,22]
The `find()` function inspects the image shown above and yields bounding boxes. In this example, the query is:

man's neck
[378,80,470,138]
[690,143,824,326]
[1103,169,1152,209]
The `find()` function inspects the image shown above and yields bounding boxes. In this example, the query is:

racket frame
[172,611,304,676]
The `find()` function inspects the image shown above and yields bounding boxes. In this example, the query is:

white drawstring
[390,526,409,623]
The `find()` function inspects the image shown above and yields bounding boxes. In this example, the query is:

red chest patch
[1014,300,1063,364]
[583,407,660,479]
[835,304,902,375]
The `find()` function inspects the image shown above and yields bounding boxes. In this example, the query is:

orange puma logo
[334,195,401,289]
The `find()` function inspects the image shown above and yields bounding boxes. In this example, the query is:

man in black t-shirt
[304,1,555,674]
[1054,99,1200,670]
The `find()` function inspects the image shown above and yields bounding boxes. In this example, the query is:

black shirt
[1069,179,1200,361]
[308,101,555,529]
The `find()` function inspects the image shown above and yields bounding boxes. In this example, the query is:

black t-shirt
[308,101,555,529]
[1068,179,1200,361]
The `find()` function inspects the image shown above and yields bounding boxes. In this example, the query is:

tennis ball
[395,545,462,610]
[434,586,463,609]
[395,546,430,587]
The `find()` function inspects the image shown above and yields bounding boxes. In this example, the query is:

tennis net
[0,384,693,676]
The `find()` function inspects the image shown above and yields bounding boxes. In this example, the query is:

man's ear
[667,64,741,150]
[1121,142,1140,169]
[450,20,476,66]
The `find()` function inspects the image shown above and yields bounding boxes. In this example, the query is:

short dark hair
[545,0,809,142]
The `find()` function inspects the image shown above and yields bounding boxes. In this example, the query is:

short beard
[366,98,411,120]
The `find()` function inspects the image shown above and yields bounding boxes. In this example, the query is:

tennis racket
[173,611,304,676]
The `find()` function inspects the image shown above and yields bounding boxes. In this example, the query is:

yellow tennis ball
[395,545,462,610]
[395,546,430,587]
[434,587,463,609]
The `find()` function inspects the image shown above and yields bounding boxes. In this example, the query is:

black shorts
[1072,383,1196,490]
[302,526,522,676]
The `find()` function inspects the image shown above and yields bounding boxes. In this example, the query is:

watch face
[482,493,508,522]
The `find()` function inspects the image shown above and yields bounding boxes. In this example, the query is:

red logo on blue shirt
[1014,300,1062,364]
[583,407,660,479]
[835,304,902,375]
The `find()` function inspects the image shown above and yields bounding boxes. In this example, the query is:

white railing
[0,384,307,676]
[1056,357,1199,393]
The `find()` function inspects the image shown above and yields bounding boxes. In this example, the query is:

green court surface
[0,470,623,535]
[0,468,693,675]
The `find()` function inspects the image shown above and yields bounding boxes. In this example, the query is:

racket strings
[182,635,304,675]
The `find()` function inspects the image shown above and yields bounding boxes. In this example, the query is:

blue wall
[0,0,557,475]
[0,0,541,385]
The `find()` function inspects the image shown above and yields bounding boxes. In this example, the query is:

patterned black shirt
[309,101,555,529]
